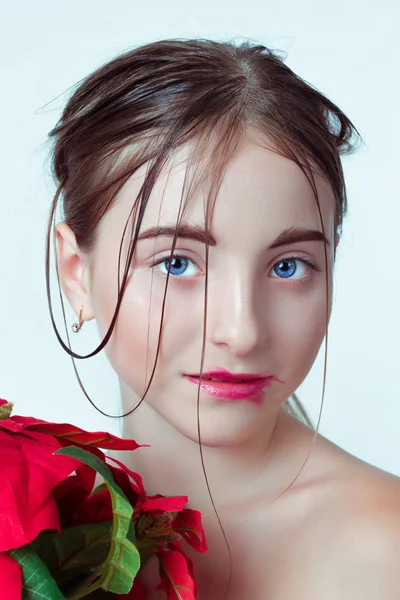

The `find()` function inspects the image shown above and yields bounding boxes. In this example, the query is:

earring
[72,307,84,333]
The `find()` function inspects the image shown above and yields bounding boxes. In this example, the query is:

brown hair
[46,38,360,428]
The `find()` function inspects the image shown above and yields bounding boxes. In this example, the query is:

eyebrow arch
[137,224,217,246]
[136,224,330,249]
[268,227,330,249]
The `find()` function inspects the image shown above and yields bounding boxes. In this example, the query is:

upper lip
[185,369,274,381]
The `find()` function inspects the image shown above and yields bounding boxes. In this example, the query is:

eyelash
[150,253,322,282]
[150,254,200,282]
[274,254,321,285]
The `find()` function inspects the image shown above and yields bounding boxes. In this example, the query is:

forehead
[105,136,336,245]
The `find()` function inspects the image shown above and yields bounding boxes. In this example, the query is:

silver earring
[72,307,84,333]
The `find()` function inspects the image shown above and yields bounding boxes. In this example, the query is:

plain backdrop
[0,0,399,476]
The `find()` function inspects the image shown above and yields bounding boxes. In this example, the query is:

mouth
[202,377,255,382]
[183,369,283,402]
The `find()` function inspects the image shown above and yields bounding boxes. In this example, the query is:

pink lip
[184,369,284,403]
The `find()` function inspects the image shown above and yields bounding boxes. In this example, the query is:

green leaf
[55,446,129,503]
[8,547,66,600]
[29,521,113,588]
[55,446,140,599]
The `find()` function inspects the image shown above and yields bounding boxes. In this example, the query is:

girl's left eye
[153,255,200,278]
[270,256,319,280]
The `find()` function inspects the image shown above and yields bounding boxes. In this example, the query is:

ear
[55,222,95,322]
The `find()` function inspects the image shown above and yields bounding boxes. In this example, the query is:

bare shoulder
[301,435,400,598]
[314,430,400,511]
[325,451,400,553]
[308,428,400,536]
[277,413,400,539]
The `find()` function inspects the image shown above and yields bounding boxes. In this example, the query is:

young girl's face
[62,131,336,447]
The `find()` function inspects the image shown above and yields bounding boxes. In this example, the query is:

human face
[85,134,336,446]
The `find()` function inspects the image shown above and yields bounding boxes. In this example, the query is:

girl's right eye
[152,255,200,278]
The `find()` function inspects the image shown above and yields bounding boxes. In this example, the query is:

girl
[52,39,400,598]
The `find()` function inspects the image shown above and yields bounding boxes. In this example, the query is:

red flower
[0,399,144,549]
[168,509,207,554]
[0,425,78,551]
[72,455,207,599]
[71,455,147,527]
[140,494,188,514]
[0,399,142,452]
[53,462,98,528]
[157,545,198,600]
[0,399,207,599]
[0,552,22,600]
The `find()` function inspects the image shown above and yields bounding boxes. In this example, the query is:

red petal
[106,464,141,509]
[172,509,208,553]
[0,415,146,451]
[0,432,79,551]
[156,548,197,600]
[73,488,112,526]
[107,455,146,498]
[0,419,59,448]
[1,414,51,429]
[53,464,96,527]
[0,552,22,600]
[0,399,8,407]
[141,495,188,513]
[26,420,144,450]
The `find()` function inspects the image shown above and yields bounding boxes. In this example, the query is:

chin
[174,421,263,448]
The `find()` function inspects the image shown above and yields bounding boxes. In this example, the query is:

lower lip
[185,376,277,402]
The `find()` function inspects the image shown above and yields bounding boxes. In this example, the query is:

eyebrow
[136,224,330,248]
[268,226,330,249]
[137,224,217,246]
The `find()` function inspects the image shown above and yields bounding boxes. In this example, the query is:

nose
[209,269,266,357]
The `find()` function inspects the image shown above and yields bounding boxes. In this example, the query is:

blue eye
[156,256,199,278]
[271,257,314,280]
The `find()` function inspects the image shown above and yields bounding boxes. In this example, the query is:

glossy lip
[184,368,284,402]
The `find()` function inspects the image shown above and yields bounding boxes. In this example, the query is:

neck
[112,386,313,511]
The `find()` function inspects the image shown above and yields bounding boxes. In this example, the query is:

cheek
[156,284,205,364]
[91,270,204,396]
[270,282,330,384]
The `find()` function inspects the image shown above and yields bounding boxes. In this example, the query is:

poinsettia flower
[0,399,147,530]
[0,399,144,451]
[134,505,207,567]
[92,460,207,556]
[157,546,198,600]
[0,399,143,549]
[140,494,188,514]
[169,509,207,554]
[52,463,97,528]
[73,457,207,553]
[72,487,113,526]
[53,444,117,527]
[107,455,146,499]
[0,431,79,551]
[71,456,147,527]
[0,552,22,600]
[0,399,206,599]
